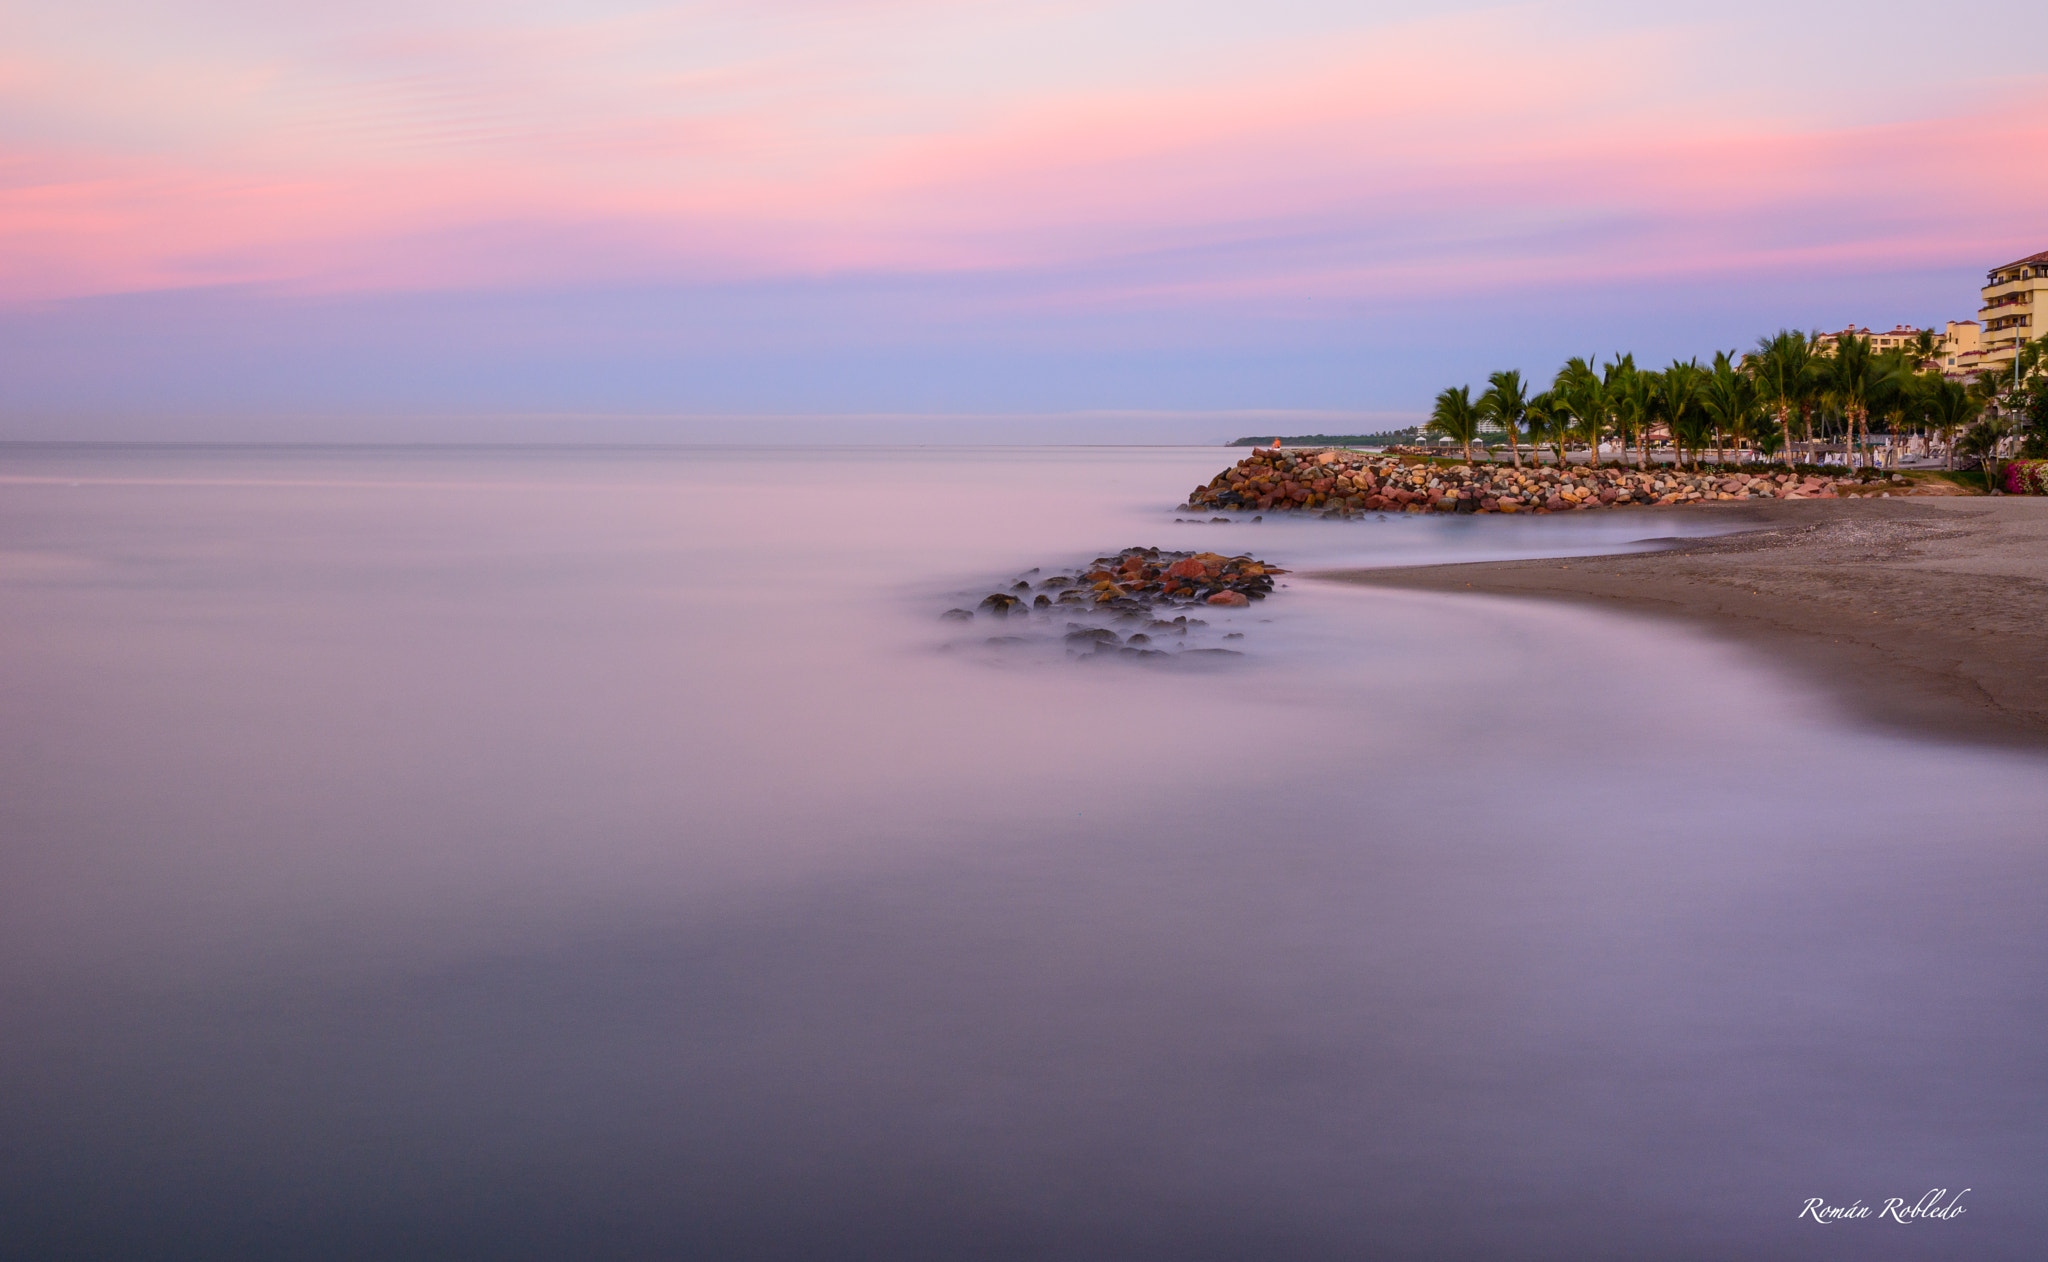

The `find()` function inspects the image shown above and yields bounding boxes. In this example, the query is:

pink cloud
[1,4,2043,306]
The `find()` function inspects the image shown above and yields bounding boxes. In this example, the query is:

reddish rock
[1206,591,1250,607]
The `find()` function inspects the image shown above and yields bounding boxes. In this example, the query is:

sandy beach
[1317,496,2048,748]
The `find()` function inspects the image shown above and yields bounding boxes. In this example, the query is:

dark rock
[941,608,974,621]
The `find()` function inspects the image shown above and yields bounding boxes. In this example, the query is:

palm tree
[1427,385,1482,462]
[1972,342,2044,424]
[1967,368,2005,414]
[1614,366,1662,470]
[1555,357,1607,467]
[1661,359,1710,470]
[1750,330,1813,465]
[1818,333,1879,468]
[1700,350,1758,466]
[1602,354,1637,467]
[2018,339,2045,389]
[1478,370,1530,469]
[1526,391,1571,466]
[1869,347,1919,462]
[1924,377,1979,470]
[1958,414,2014,492]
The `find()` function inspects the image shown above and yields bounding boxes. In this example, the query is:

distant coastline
[1226,432,1415,447]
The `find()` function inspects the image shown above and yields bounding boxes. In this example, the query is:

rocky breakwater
[938,547,1286,662]
[1185,448,1858,516]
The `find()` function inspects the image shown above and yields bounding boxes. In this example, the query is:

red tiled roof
[1993,249,2048,271]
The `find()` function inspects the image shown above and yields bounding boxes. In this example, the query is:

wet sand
[1317,497,2048,748]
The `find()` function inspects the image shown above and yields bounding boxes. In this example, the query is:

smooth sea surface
[3,444,2044,1260]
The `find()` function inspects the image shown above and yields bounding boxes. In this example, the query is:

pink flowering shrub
[2005,460,2048,495]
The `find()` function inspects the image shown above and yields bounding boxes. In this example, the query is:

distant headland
[1227,431,1418,447]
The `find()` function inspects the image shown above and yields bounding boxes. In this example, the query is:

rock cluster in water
[953,548,1284,616]
[939,547,1285,661]
[1185,449,1856,516]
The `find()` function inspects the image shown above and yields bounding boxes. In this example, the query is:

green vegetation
[1427,334,2045,483]
[1428,386,1481,462]
[1916,470,1988,493]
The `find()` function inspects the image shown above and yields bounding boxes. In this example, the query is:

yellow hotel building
[1977,248,2046,377]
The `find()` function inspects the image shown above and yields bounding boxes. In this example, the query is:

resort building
[1835,323,1941,352]
[1813,323,1935,355]
[1936,319,1984,380]
[1977,248,2046,377]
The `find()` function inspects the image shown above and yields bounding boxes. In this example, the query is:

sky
[2,0,2045,441]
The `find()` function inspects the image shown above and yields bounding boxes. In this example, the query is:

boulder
[1065,628,1119,643]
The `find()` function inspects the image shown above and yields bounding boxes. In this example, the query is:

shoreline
[1312,497,2048,749]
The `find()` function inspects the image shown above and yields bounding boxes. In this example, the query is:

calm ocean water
[3,445,2043,1260]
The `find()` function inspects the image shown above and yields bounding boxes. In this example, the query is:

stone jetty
[1185,448,1858,516]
